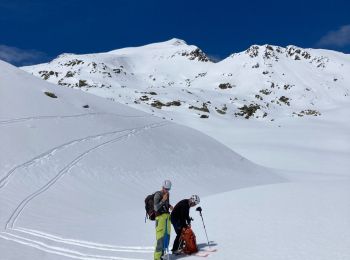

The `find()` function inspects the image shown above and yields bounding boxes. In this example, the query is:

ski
[170,252,209,258]
[171,248,217,258]
[201,247,217,253]
[193,251,210,257]
[194,248,217,257]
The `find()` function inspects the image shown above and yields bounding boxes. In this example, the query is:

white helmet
[163,180,172,190]
[190,195,200,205]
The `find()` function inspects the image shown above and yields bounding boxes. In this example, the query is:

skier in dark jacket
[170,195,200,253]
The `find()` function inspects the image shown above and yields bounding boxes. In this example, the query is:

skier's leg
[154,215,166,260]
[154,214,171,260]
[171,222,181,252]
[162,214,171,258]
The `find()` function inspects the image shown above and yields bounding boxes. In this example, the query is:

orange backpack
[180,227,198,254]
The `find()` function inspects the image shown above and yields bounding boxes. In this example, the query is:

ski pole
[163,216,170,260]
[196,207,210,247]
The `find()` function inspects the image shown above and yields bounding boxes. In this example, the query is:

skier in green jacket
[153,180,173,260]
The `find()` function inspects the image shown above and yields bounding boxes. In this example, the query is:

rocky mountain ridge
[22,38,350,121]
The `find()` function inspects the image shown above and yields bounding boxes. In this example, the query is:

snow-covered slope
[195,181,350,260]
[0,60,283,260]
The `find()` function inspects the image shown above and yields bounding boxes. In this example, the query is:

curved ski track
[0,124,153,189]
[13,227,154,252]
[0,119,168,260]
[0,231,149,260]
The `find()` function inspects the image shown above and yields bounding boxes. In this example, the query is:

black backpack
[145,192,158,221]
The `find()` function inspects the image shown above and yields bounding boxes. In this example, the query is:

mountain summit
[23,39,350,122]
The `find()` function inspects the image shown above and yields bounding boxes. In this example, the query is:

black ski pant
[171,220,183,252]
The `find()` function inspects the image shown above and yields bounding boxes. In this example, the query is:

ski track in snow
[5,121,167,229]
[0,112,151,125]
[0,124,150,189]
[0,232,148,260]
[1,120,167,260]
[13,227,154,252]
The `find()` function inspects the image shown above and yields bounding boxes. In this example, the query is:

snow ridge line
[0,125,148,189]
[0,112,151,125]
[5,121,168,230]
[0,232,148,260]
[13,227,153,252]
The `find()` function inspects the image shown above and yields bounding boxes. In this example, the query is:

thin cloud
[317,24,350,47]
[207,53,224,63]
[0,44,47,66]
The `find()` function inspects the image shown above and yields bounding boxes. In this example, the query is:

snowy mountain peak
[238,44,311,61]
[22,40,350,122]
[165,37,188,46]
[236,44,333,66]
[106,38,211,63]
[107,38,190,53]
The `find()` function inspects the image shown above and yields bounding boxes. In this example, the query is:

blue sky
[0,0,349,66]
